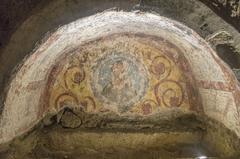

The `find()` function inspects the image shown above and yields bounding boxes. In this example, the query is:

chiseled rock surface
[0,11,239,149]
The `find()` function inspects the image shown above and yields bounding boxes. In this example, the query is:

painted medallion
[91,53,149,112]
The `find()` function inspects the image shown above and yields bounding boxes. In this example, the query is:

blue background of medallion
[91,52,149,109]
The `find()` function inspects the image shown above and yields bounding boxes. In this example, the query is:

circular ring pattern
[64,66,85,89]
[55,92,79,109]
[154,80,184,107]
[150,56,171,80]
[141,99,158,115]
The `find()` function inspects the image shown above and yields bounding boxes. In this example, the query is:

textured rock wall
[0,1,239,158]
[200,0,240,30]
[1,11,239,152]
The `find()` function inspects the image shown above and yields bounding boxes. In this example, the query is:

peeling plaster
[1,11,240,145]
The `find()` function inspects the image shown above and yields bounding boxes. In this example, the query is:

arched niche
[1,12,240,149]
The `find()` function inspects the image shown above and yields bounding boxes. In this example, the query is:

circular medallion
[154,80,184,107]
[92,53,149,112]
[150,56,171,80]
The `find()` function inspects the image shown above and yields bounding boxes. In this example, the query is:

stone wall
[0,1,240,157]
[0,12,240,158]
[200,0,240,31]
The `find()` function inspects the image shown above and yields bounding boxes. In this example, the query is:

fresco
[92,53,148,112]
[2,11,240,145]
[47,36,194,115]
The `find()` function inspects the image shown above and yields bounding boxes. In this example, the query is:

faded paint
[0,11,240,144]
[47,35,193,115]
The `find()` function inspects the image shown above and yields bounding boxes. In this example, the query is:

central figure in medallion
[92,53,148,112]
[102,60,136,104]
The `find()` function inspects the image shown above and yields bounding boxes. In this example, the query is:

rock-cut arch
[1,11,240,145]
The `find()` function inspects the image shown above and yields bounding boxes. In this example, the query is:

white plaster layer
[1,11,239,144]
